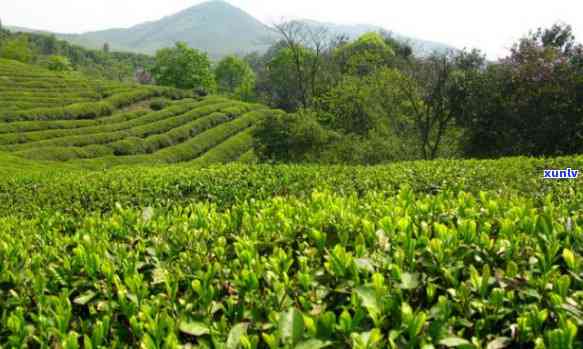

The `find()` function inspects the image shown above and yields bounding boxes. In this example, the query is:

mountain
[6,0,455,59]
[54,1,273,59]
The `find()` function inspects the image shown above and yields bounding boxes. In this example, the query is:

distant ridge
[6,0,456,58]
[298,20,455,56]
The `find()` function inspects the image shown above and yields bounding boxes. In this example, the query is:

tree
[265,45,314,111]
[0,36,33,63]
[379,30,414,60]
[39,35,58,55]
[103,43,110,53]
[270,21,332,110]
[397,50,485,160]
[151,42,216,92]
[254,109,335,162]
[334,32,396,76]
[47,55,72,72]
[460,23,583,157]
[314,67,419,159]
[215,55,256,101]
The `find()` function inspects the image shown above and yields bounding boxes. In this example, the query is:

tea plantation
[0,59,582,348]
[0,59,275,168]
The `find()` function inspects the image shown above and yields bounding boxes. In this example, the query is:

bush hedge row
[0,154,580,216]
[1,90,148,122]
[0,101,207,148]
[62,109,270,169]
[153,109,270,163]
[0,87,189,122]
[0,97,226,135]
[187,127,255,167]
[237,148,259,163]
[13,103,259,160]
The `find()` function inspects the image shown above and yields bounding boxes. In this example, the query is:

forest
[243,22,583,163]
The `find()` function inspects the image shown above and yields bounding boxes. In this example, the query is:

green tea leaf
[226,323,249,349]
[355,286,381,314]
[400,272,419,290]
[294,339,333,349]
[73,290,96,305]
[279,308,304,346]
[179,321,210,336]
[439,337,474,348]
[486,337,511,349]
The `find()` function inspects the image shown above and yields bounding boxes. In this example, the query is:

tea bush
[1,155,580,217]
[150,98,170,111]
[188,127,256,166]
[0,183,581,348]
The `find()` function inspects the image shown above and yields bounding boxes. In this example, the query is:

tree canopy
[0,36,32,63]
[215,55,256,101]
[152,42,216,93]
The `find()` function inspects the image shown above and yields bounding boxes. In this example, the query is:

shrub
[47,55,73,72]
[150,98,169,111]
[111,137,147,156]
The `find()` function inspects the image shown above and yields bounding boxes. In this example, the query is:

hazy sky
[1,0,581,59]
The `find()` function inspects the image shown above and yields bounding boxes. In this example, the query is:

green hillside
[0,59,159,114]
[0,58,276,169]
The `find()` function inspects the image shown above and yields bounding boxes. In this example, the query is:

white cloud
[1,0,581,59]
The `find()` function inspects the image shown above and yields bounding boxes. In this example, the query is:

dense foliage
[247,23,583,163]
[459,24,583,157]
[152,43,216,93]
[215,55,256,101]
[0,28,155,81]
[0,11,582,349]
[0,59,186,123]
[1,154,580,217]
[0,155,581,348]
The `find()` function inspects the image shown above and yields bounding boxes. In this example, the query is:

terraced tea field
[0,59,275,168]
[0,58,582,348]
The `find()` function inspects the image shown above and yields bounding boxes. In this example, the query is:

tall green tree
[265,46,314,111]
[215,55,256,101]
[270,22,333,111]
[334,32,396,76]
[151,42,216,92]
[397,50,485,160]
[314,67,420,161]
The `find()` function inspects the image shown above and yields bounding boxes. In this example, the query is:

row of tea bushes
[0,154,580,217]
[0,87,179,122]
[0,187,580,347]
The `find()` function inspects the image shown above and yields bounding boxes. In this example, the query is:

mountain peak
[70,0,271,58]
[30,1,454,59]
[182,0,245,13]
